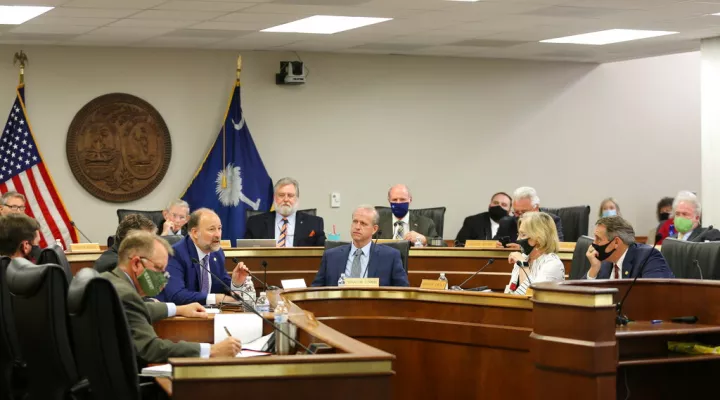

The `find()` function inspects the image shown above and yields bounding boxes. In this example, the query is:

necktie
[613,264,620,279]
[200,256,210,294]
[350,249,363,278]
[395,221,404,240]
[277,218,288,247]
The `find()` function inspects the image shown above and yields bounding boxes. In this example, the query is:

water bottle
[438,273,448,290]
[414,237,423,247]
[243,276,256,312]
[255,292,270,314]
[274,300,291,355]
[55,238,64,251]
[338,273,346,287]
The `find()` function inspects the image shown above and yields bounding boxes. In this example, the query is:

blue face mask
[602,209,617,218]
[390,202,410,218]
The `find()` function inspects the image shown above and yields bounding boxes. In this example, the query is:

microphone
[692,225,714,242]
[373,230,383,245]
[190,257,311,354]
[261,260,268,292]
[451,259,495,290]
[70,221,93,243]
[693,260,704,280]
[230,257,278,290]
[615,233,662,326]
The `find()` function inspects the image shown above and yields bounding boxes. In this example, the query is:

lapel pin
[624,271,629,276]
[213,257,217,262]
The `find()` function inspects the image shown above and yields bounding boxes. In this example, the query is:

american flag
[1,86,77,248]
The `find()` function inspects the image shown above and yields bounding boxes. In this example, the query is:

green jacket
[102,267,201,363]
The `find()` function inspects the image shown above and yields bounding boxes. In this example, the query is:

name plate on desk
[69,243,101,252]
[420,280,448,290]
[344,278,380,287]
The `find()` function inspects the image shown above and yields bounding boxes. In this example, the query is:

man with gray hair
[312,205,408,287]
[244,177,325,247]
[585,216,673,279]
[495,186,564,245]
[0,191,26,215]
[161,199,190,236]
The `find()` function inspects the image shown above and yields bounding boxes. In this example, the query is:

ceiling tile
[523,5,621,18]
[272,0,368,5]
[241,3,402,18]
[164,28,249,38]
[451,38,529,47]
[24,16,117,26]
[2,0,71,5]
[108,19,197,28]
[134,36,226,47]
[130,10,227,20]
[47,7,142,18]
[152,1,256,12]
[10,24,96,34]
[61,0,166,9]
[189,21,271,30]
[82,26,177,38]
[213,12,301,23]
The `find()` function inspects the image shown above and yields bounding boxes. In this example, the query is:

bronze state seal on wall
[66,93,172,203]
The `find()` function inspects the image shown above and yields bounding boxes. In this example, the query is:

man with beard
[244,177,326,247]
[156,208,251,305]
[454,192,512,246]
[0,213,42,261]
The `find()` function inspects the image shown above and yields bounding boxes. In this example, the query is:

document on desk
[141,364,172,377]
[243,333,273,351]
[214,313,263,344]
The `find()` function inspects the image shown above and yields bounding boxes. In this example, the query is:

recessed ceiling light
[0,5,53,25]
[540,29,676,45]
[261,15,392,34]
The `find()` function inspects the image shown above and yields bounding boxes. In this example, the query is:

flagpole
[13,50,28,86]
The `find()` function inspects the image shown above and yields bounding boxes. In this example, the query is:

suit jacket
[244,211,326,246]
[494,213,565,242]
[94,243,119,273]
[378,213,439,240]
[155,235,231,305]
[311,243,409,287]
[455,212,495,244]
[595,243,674,279]
[102,267,200,364]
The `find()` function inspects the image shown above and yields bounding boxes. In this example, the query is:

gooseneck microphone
[615,234,661,326]
[230,257,278,290]
[373,230,383,246]
[693,260,704,280]
[70,221,93,243]
[191,257,311,354]
[451,258,495,290]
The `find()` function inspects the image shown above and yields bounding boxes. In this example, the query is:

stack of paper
[141,364,171,377]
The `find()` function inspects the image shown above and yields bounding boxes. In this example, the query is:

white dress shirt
[587,248,628,280]
[392,213,411,239]
[194,243,242,306]
[275,212,297,247]
[490,218,500,239]
[505,253,565,295]
[344,241,372,278]
[678,230,693,241]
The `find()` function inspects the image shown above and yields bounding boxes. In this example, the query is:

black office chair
[375,206,447,238]
[38,244,73,283]
[68,268,150,400]
[244,208,317,222]
[0,256,25,400]
[661,238,720,279]
[6,258,87,400]
[540,206,591,242]
[325,240,410,272]
[116,209,164,234]
[569,236,594,280]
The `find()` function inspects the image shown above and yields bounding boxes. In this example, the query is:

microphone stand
[450,259,495,290]
[615,236,661,326]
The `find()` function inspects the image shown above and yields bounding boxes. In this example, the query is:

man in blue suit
[157,208,249,305]
[312,205,409,287]
[586,216,674,279]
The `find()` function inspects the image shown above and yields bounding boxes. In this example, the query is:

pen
[651,320,663,324]
[224,326,242,355]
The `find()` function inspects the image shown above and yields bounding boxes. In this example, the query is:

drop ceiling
[1,0,720,62]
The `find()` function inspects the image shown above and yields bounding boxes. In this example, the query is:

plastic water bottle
[338,273,346,287]
[242,276,256,311]
[414,237,423,247]
[438,273,448,290]
[256,292,270,314]
[55,238,64,251]
[274,300,291,355]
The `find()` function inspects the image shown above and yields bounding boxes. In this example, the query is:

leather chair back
[0,256,23,400]
[160,235,184,246]
[6,258,78,400]
[661,238,720,279]
[37,244,73,283]
[540,206,591,242]
[375,207,447,237]
[116,209,164,233]
[68,268,140,400]
[325,240,410,272]
[245,209,317,222]
[569,236,594,280]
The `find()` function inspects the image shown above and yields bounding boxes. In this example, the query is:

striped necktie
[395,221,404,240]
[277,218,289,247]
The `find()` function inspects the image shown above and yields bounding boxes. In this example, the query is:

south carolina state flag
[181,80,272,241]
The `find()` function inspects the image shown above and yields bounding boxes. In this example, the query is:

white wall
[0,46,701,242]
[702,38,720,228]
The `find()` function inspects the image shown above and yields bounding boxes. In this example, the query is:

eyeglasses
[5,205,25,211]
[169,213,188,220]
[276,193,296,200]
[130,256,166,273]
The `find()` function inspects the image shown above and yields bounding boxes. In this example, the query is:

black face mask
[659,212,670,222]
[488,205,508,222]
[517,238,535,256]
[26,245,42,263]
[592,240,616,261]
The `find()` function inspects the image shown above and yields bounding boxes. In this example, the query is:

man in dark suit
[245,177,325,246]
[586,216,673,279]
[102,231,241,364]
[312,205,409,287]
[377,184,438,245]
[160,199,190,237]
[156,208,250,305]
[94,214,157,273]
[455,192,512,245]
[495,186,564,245]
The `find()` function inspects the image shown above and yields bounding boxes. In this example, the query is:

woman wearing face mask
[651,197,674,245]
[598,198,621,218]
[503,212,565,296]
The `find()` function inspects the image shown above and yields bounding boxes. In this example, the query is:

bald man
[377,184,439,245]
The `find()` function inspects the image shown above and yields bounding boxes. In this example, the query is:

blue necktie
[200,256,210,294]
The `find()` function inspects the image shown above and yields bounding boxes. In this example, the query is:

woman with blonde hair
[598,197,621,218]
[504,212,565,295]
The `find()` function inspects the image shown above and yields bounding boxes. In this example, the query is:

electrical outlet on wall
[330,192,341,208]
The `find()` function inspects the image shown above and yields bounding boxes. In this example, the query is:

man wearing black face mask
[585,216,673,280]
[455,192,512,245]
[0,213,42,261]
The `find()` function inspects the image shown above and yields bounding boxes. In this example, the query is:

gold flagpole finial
[13,50,28,86]
[236,55,242,81]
